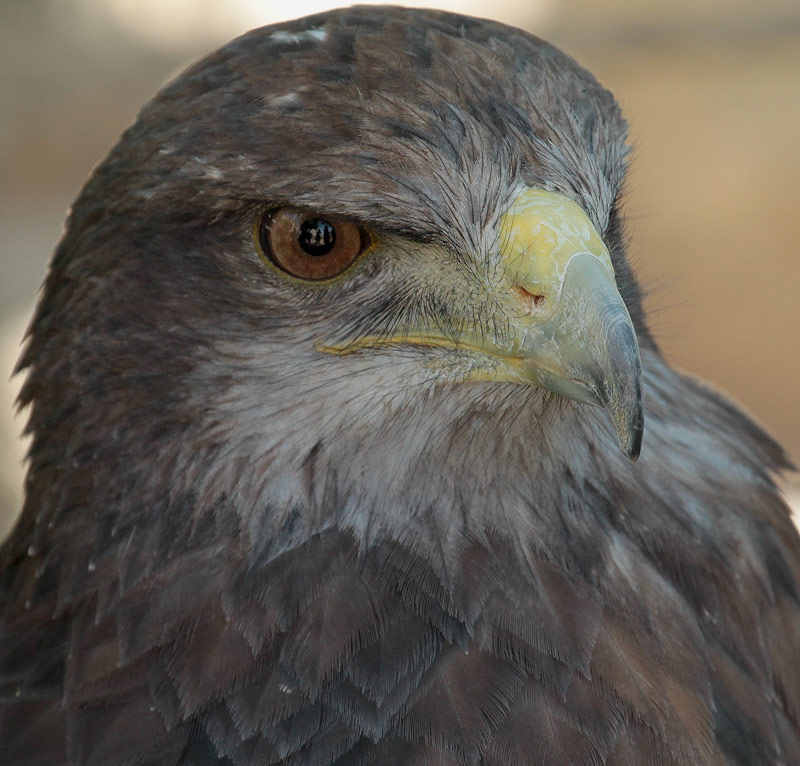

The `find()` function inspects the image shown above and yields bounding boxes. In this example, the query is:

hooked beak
[497,189,644,459]
[514,251,644,459]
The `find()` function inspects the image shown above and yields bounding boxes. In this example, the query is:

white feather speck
[270,93,299,107]
[270,28,327,44]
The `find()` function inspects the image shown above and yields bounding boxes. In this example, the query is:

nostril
[513,284,546,315]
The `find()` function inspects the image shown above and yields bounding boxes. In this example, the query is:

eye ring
[256,207,372,281]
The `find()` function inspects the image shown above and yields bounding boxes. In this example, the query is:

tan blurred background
[1,0,799,539]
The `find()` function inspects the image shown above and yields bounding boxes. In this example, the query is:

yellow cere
[498,189,615,316]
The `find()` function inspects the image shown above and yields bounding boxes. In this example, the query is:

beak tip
[614,395,644,462]
[601,376,644,462]
[622,429,643,461]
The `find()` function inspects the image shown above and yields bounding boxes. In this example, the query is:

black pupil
[298,218,336,257]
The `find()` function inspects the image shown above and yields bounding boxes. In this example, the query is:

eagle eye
[258,207,370,280]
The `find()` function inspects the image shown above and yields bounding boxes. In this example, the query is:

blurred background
[1,0,799,538]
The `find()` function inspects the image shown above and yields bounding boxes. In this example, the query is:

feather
[2,6,799,765]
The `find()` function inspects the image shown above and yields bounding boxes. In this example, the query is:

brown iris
[259,207,369,280]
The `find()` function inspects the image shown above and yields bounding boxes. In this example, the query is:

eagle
[1,6,798,765]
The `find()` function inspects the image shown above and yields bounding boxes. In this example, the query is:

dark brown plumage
[1,6,799,765]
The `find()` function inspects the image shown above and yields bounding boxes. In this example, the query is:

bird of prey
[1,6,799,765]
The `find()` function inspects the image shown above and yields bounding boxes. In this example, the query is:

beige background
[2,0,799,538]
